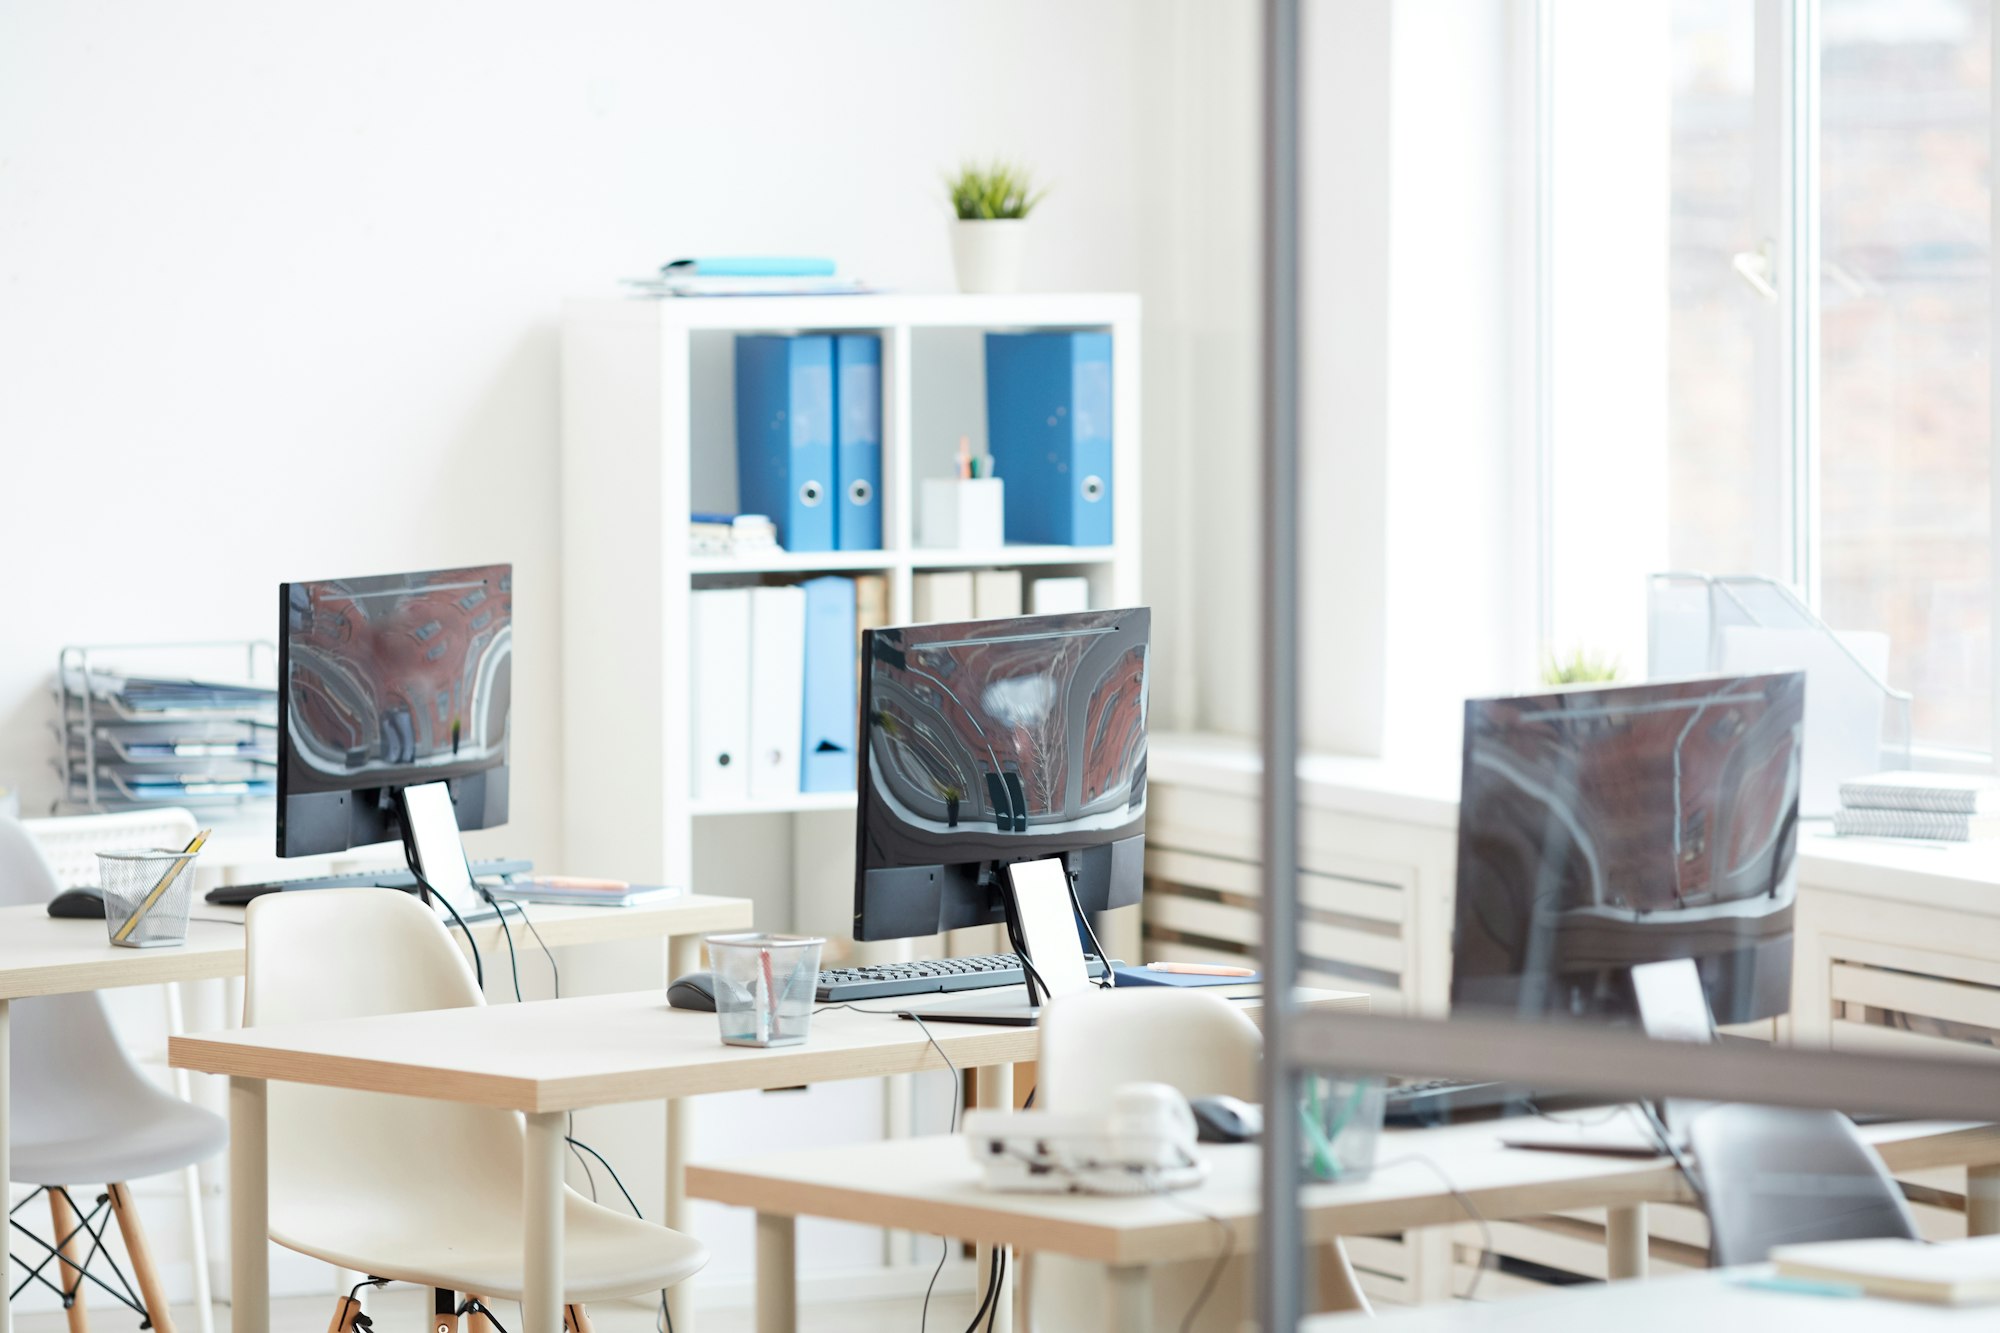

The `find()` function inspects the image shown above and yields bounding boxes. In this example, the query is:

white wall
[1244,0,1534,763]
[0,0,1174,852]
[0,0,1178,1308]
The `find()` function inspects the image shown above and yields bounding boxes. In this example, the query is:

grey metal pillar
[1257,0,1304,1329]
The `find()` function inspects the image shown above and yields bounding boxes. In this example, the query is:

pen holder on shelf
[1300,1075,1385,1182]
[96,847,203,948]
[918,477,1005,550]
[703,932,825,1047]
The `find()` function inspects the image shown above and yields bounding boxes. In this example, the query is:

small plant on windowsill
[945,160,1048,294]
[1542,647,1623,687]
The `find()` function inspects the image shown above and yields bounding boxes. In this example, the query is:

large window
[1819,0,1991,751]
[1547,0,1993,755]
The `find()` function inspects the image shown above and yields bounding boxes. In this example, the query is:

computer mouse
[47,887,108,920]
[667,971,719,1012]
[1189,1094,1263,1144]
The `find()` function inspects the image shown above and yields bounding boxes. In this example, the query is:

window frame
[1534,0,1999,768]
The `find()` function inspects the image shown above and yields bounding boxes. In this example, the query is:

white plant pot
[951,219,1029,294]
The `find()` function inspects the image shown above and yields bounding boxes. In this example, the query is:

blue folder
[1111,965,1262,989]
[799,576,858,792]
[735,335,836,551]
[833,335,883,551]
[984,331,1114,546]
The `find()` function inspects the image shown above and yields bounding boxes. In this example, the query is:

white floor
[11,1285,982,1333]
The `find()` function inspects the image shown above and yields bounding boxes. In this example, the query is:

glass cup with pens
[703,932,825,1047]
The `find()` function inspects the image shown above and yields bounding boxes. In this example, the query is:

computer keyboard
[1383,1078,1538,1126]
[204,858,534,906]
[817,952,1111,1003]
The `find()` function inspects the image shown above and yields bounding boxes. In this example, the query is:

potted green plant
[1541,647,1623,687]
[946,160,1047,294]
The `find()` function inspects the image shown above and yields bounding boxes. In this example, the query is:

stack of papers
[691,512,779,557]
[1834,770,2000,841]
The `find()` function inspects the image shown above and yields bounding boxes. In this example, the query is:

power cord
[1148,1184,1232,1333]
[818,1002,964,1331]
[401,837,482,989]
[1062,867,1115,989]
[470,884,666,1331]
[1372,1152,1494,1301]
[1637,1101,1709,1212]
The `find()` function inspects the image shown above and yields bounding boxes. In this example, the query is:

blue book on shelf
[984,331,1114,546]
[833,334,883,551]
[799,576,858,792]
[735,335,835,551]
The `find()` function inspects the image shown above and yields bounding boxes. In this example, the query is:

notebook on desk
[1771,1235,2000,1306]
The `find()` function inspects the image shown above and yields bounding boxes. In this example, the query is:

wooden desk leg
[524,1111,567,1333]
[975,1064,1015,1333]
[754,1213,797,1333]
[1969,1164,2000,1236]
[1106,1265,1152,1333]
[1011,1251,1033,1332]
[229,1077,270,1333]
[665,934,700,1333]
[1605,1204,1647,1280]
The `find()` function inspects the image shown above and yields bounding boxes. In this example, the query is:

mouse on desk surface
[1189,1094,1263,1144]
[47,887,107,920]
[667,971,719,1012]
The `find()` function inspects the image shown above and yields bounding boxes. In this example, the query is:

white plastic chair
[242,888,707,1329]
[2,814,229,1333]
[20,807,219,1333]
[1031,988,1370,1330]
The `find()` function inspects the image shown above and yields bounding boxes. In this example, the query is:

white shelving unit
[559,291,1143,908]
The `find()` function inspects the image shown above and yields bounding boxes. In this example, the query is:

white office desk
[1307,1264,2000,1329]
[170,986,1370,1333]
[687,1118,2000,1333]
[0,892,750,1333]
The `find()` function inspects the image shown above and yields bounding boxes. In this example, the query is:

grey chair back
[1688,1103,1920,1267]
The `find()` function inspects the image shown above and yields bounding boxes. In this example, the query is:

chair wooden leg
[325,1297,365,1333]
[465,1297,494,1333]
[562,1306,591,1333]
[106,1183,176,1333]
[48,1188,90,1333]
[432,1289,460,1333]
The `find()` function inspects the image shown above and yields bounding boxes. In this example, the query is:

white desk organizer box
[919,477,1005,549]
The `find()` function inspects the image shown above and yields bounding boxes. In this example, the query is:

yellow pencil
[111,828,210,944]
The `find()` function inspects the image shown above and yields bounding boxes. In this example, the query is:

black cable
[818,1002,963,1332]
[918,1235,951,1333]
[504,898,560,995]
[1062,866,1116,988]
[1374,1152,1494,1301]
[402,837,482,989]
[428,885,483,990]
[1149,1185,1231,1333]
[486,888,524,1003]
[961,1245,1001,1333]
[984,1250,1005,1333]
[1637,1101,1709,1211]
[564,1136,644,1217]
[456,1298,509,1333]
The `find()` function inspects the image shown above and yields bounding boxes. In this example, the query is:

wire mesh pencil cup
[96,847,203,948]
